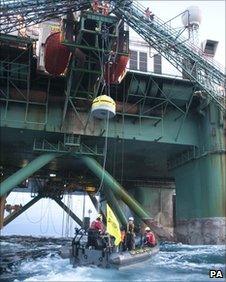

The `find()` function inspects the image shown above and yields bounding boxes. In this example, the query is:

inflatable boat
[60,228,159,268]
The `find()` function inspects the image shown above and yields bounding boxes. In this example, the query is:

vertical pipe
[0,153,60,197]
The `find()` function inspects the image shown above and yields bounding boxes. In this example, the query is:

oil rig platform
[0,0,225,244]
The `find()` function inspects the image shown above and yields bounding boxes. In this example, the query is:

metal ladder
[115,0,225,112]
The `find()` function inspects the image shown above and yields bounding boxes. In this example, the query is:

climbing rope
[93,25,113,197]
[39,198,50,235]
[49,200,61,236]
[24,196,48,224]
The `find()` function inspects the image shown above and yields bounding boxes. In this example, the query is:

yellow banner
[106,204,121,246]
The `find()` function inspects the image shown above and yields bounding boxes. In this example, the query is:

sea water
[0,236,225,282]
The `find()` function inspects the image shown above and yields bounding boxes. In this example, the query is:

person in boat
[87,214,106,249]
[90,214,105,234]
[143,227,157,247]
[119,226,127,251]
[125,217,136,251]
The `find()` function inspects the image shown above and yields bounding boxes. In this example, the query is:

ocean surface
[0,236,225,282]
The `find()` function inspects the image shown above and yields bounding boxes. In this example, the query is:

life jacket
[90,219,104,232]
[145,232,156,245]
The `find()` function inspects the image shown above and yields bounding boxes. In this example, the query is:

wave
[0,236,224,282]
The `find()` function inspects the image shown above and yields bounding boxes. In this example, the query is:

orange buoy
[44,32,70,76]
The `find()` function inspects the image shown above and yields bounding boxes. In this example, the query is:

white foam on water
[10,241,226,282]
[1,241,24,248]
[17,254,107,282]
[23,267,104,282]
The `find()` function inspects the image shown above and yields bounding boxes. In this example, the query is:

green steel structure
[0,0,225,244]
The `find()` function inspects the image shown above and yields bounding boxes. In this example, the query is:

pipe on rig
[0,153,60,197]
[103,186,127,227]
[82,156,174,241]
[82,156,150,219]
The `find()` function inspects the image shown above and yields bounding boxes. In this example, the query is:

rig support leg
[0,195,7,229]
[0,153,60,197]
[3,195,41,227]
[53,197,83,227]
[173,104,226,244]
[82,156,174,241]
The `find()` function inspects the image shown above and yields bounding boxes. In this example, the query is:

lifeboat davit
[105,55,129,84]
[44,32,70,76]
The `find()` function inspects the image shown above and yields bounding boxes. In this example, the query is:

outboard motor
[70,228,114,268]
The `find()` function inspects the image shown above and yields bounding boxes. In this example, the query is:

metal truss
[115,1,225,112]
[0,0,91,33]
[168,143,226,170]
[0,34,50,125]
[33,136,104,156]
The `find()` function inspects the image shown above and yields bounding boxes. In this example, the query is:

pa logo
[209,270,224,278]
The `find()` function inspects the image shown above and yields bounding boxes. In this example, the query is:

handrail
[126,0,225,74]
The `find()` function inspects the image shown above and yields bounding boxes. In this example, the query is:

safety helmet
[97,214,102,220]
[128,217,134,221]
[145,227,151,232]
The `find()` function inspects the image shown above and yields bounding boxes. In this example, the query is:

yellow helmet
[145,227,151,232]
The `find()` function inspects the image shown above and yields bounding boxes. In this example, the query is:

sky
[1,0,225,237]
[2,192,99,237]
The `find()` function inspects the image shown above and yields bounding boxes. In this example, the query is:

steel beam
[87,192,107,224]
[87,192,99,210]
[87,190,127,227]
[82,156,174,241]
[3,195,41,227]
[0,153,60,197]
[53,197,83,227]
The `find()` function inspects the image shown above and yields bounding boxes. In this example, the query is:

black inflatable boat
[60,228,159,268]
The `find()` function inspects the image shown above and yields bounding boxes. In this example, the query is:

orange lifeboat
[44,32,70,76]
[105,55,129,84]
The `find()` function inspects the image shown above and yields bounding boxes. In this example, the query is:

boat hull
[109,246,159,267]
[60,245,159,268]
